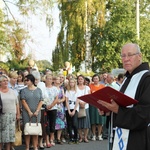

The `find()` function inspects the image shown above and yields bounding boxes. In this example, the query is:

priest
[99,43,150,150]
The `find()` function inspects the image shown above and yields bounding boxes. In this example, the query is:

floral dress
[0,90,18,143]
[55,87,66,130]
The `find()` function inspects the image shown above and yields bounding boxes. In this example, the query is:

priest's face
[121,43,142,74]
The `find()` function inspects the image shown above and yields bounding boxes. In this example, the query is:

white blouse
[77,85,90,109]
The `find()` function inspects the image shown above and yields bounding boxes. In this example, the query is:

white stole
[112,70,148,150]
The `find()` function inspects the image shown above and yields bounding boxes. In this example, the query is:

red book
[78,86,138,112]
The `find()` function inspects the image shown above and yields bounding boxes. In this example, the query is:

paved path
[14,139,108,150]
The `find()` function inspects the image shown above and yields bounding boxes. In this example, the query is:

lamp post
[85,0,92,73]
[136,0,140,40]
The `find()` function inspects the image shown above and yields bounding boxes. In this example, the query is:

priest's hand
[98,99,119,114]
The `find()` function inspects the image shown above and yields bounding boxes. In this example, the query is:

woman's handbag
[24,117,42,135]
[78,107,86,118]
[13,120,22,146]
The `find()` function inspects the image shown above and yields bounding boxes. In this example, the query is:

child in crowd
[65,78,79,144]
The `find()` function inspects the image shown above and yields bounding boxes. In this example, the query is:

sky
[24,10,60,62]
[7,1,60,63]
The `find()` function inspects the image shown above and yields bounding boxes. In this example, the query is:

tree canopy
[53,0,150,73]
[0,0,150,73]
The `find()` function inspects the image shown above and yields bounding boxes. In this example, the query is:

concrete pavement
[14,139,108,150]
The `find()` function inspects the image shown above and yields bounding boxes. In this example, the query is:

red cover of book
[78,86,138,112]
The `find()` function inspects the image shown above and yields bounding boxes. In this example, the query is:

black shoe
[39,146,45,149]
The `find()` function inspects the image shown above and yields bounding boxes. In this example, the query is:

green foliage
[138,0,150,62]
[36,60,53,72]
[91,1,138,72]
[0,1,30,71]
[7,58,29,71]
[0,61,9,72]
[1,0,55,71]
[0,10,12,55]
[76,70,95,77]
[53,0,106,71]
[53,0,150,73]
[17,0,54,28]
[1,0,150,73]
[8,24,29,61]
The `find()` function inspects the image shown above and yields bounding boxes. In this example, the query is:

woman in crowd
[31,70,48,149]
[8,71,19,97]
[77,75,91,143]
[20,74,43,150]
[23,70,29,78]
[8,71,22,150]
[45,74,58,147]
[89,74,105,141]
[0,69,8,76]
[59,73,68,143]
[65,78,79,144]
[85,77,91,86]
[53,75,66,145]
[59,74,66,91]
[0,74,20,150]
[8,71,21,117]
[17,70,26,92]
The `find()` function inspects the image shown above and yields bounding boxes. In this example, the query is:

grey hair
[122,43,141,53]
[107,73,114,80]
[31,71,41,80]
[132,43,141,53]
[0,74,9,82]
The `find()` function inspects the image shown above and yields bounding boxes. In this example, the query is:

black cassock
[113,63,150,150]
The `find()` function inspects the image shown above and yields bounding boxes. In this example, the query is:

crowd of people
[0,65,123,150]
[0,43,150,150]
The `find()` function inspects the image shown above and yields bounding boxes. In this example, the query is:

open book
[78,86,138,112]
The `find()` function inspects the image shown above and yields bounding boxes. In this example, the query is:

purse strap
[29,117,38,126]
[16,120,21,131]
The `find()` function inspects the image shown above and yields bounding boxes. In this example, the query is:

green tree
[4,19,30,70]
[0,10,11,57]
[1,0,54,70]
[92,1,137,72]
[36,60,52,72]
[53,0,150,73]
[1,0,150,73]
[53,0,106,71]
[92,0,150,72]
[138,0,150,62]
[7,57,29,70]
